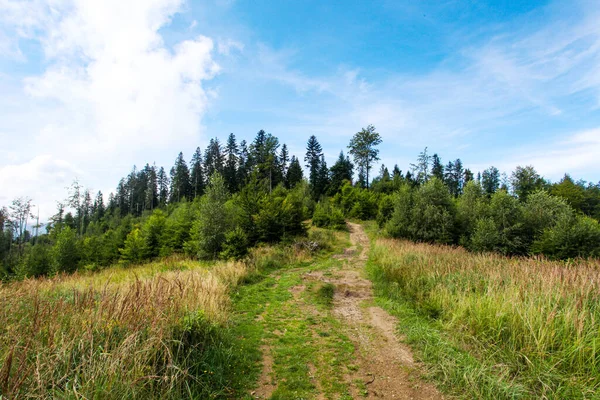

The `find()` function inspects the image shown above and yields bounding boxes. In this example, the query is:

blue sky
[1,0,600,219]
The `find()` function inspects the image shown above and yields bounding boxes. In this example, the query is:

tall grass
[0,257,249,399]
[369,238,600,398]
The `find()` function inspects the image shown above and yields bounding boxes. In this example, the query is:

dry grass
[0,257,248,398]
[371,238,600,398]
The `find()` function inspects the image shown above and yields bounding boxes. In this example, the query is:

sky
[1,0,600,220]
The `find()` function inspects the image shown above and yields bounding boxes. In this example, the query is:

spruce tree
[431,154,444,181]
[157,167,169,207]
[329,151,354,195]
[169,152,192,203]
[190,147,205,198]
[305,135,324,197]
[286,156,304,188]
[204,138,224,179]
[224,133,239,193]
[237,140,250,186]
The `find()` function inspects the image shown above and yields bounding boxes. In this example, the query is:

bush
[52,227,81,273]
[532,214,600,259]
[220,227,250,260]
[410,178,456,244]
[385,185,414,239]
[312,201,346,230]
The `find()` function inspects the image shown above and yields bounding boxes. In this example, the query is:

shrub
[220,227,250,260]
[532,214,600,259]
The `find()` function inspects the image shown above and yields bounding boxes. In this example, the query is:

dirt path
[328,222,442,399]
[252,222,443,399]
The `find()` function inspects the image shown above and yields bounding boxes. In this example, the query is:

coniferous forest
[1,126,600,279]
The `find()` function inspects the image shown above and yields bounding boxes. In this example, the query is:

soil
[254,222,444,399]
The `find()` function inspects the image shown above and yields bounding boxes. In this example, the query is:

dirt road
[253,222,443,399]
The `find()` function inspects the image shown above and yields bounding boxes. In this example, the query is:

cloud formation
[0,0,219,219]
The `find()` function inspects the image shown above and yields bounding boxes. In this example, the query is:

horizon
[2,0,600,220]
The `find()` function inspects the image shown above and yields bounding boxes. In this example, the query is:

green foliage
[471,190,524,254]
[347,124,382,189]
[510,165,546,202]
[254,185,307,242]
[220,227,250,260]
[119,227,144,264]
[532,214,600,259]
[52,227,81,273]
[312,201,346,230]
[161,200,195,255]
[456,180,485,244]
[20,243,52,277]
[376,194,394,228]
[385,185,414,239]
[141,209,166,259]
[186,173,231,259]
[411,178,456,244]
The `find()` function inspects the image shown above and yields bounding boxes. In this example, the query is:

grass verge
[367,236,600,399]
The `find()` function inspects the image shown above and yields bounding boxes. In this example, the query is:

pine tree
[92,191,105,222]
[169,152,192,203]
[481,166,500,196]
[224,133,239,193]
[157,167,169,207]
[204,138,225,179]
[329,151,354,195]
[279,144,289,178]
[305,135,324,197]
[237,140,250,186]
[431,154,444,181]
[286,156,304,188]
[315,155,330,197]
[464,168,474,184]
[144,164,158,211]
[190,147,205,198]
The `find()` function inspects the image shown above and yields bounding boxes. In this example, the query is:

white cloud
[0,0,220,219]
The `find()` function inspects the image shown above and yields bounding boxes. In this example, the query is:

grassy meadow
[368,236,600,399]
[0,226,343,399]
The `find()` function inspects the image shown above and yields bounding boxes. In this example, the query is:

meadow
[368,236,600,399]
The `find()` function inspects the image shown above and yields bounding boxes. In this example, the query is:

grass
[0,225,351,399]
[367,236,600,399]
[0,256,251,399]
[229,226,358,399]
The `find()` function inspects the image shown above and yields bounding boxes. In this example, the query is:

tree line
[2,126,600,279]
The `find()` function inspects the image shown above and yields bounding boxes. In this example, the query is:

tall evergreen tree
[92,191,105,222]
[204,138,224,179]
[316,155,330,197]
[224,133,239,193]
[305,135,324,196]
[190,147,205,199]
[237,139,250,186]
[279,144,289,178]
[285,156,304,188]
[464,168,474,184]
[431,154,444,181]
[444,159,464,197]
[157,167,169,207]
[329,151,354,195]
[347,125,382,189]
[169,152,192,203]
[144,164,158,211]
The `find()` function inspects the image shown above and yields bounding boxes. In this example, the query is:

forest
[1,125,600,280]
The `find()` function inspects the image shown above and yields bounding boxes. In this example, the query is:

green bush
[220,227,250,260]
[532,214,600,259]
